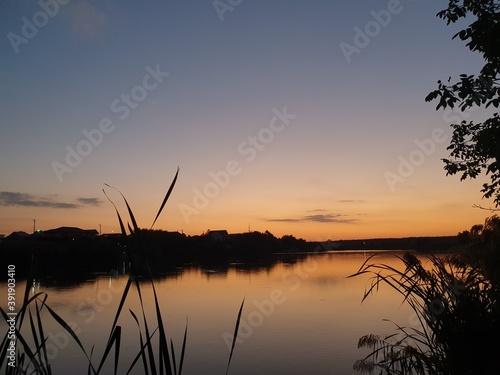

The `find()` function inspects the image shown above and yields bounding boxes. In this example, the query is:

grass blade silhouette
[225,298,245,375]
[43,302,96,373]
[103,188,127,236]
[35,300,51,374]
[128,309,150,375]
[151,167,179,229]
[178,320,188,375]
[95,325,121,375]
[104,183,140,234]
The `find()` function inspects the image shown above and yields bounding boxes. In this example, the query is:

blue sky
[0,0,492,240]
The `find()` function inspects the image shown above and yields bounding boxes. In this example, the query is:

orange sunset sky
[0,0,494,241]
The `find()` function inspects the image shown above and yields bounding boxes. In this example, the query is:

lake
[1,250,427,375]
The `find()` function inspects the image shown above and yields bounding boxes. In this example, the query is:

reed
[349,252,500,374]
[1,168,245,374]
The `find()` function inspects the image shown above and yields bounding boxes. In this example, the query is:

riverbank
[0,230,459,282]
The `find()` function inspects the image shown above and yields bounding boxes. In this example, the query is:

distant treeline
[329,236,459,252]
[0,230,459,284]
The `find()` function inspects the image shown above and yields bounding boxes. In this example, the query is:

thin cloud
[0,192,101,209]
[303,214,357,223]
[337,199,366,203]
[77,197,103,206]
[267,212,358,224]
[267,218,299,223]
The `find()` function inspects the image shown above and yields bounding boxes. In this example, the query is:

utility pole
[33,219,36,234]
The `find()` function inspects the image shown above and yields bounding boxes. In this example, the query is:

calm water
[1,251,427,375]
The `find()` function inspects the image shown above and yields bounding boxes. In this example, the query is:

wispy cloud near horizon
[76,197,103,206]
[266,211,358,224]
[0,192,102,209]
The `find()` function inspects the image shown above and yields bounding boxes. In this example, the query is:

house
[6,231,30,240]
[207,230,229,242]
[42,226,99,240]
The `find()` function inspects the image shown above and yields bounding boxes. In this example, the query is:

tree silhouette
[352,3,500,373]
[425,0,500,205]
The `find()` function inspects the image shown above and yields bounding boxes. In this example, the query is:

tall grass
[0,168,244,374]
[349,252,500,375]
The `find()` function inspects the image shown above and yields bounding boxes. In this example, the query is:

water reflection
[1,251,425,375]
[6,250,320,288]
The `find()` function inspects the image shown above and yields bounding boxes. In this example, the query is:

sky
[0,0,495,241]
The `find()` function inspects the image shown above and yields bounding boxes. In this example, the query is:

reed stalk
[1,168,245,374]
[350,252,500,374]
